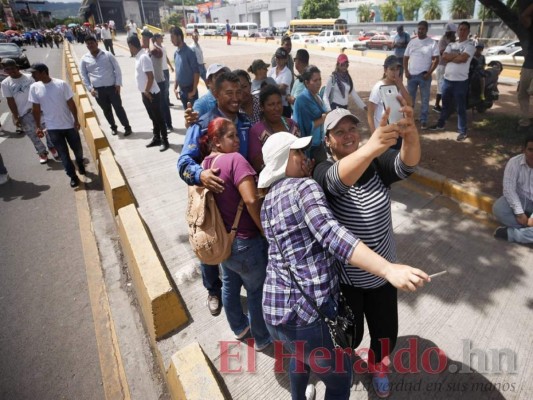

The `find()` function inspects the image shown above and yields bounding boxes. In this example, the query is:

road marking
[0,112,11,145]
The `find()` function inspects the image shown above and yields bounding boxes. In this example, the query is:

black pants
[282,105,292,118]
[142,92,167,141]
[103,39,114,55]
[95,86,130,130]
[341,282,398,364]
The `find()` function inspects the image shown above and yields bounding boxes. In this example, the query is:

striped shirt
[313,150,415,289]
[503,154,533,215]
[261,177,359,326]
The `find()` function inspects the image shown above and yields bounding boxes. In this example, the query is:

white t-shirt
[404,37,440,75]
[190,42,204,65]
[135,50,160,93]
[369,80,386,130]
[267,66,292,106]
[1,73,34,116]
[161,46,169,72]
[28,78,75,130]
[444,40,475,81]
[101,27,112,40]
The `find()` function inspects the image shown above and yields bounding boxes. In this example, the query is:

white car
[485,40,521,56]
[327,35,366,50]
[485,48,524,67]
[290,33,318,44]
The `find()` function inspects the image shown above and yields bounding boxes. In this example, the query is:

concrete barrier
[74,83,88,107]
[117,204,188,342]
[83,117,109,162]
[79,97,95,127]
[72,73,82,86]
[98,147,133,215]
[166,342,224,400]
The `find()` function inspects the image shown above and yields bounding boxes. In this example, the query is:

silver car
[485,40,521,56]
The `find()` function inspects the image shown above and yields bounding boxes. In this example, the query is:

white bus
[204,23,225,36]
[230,22,258,38]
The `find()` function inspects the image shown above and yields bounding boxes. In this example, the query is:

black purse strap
[264,210,334,324]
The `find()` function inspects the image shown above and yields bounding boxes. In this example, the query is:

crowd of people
[0,17,531,400]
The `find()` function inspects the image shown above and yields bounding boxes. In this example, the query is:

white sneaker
[0,173,9,185]
[39,153,48,164]
[305,384,316,400]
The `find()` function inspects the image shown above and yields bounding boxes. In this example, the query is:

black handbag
[265,214,356,349]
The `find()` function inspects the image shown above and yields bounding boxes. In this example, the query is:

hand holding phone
[379,85,404,124]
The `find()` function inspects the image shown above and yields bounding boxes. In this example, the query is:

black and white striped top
[313,150,416,289]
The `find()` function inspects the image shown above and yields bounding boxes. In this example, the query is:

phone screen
[379,85,403,124]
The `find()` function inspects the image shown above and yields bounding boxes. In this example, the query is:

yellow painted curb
[79,97,95,127]
[74,83,88,108]
[83,116,109,162]
[98,147,133,215]
[167,342,225,400]
[72,72,82,86]
[117,204,188,341]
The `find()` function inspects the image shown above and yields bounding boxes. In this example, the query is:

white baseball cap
[257,132,312,188]
[206,63,230,80]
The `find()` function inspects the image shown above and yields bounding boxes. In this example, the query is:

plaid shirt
[261,177,359,326]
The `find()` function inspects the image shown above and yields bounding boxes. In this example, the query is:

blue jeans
[200,263,221,297]
[438,79,469,134]
[493,196,533,244]
[266,298,352,400]
[178,87,199,110]
[407,73,432,124]
[47,128,84,178]
[221,236,270,347]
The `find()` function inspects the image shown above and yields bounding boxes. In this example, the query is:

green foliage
[422,0,442,20]
[400,0,423,21]
[449,0,475,19]
[380,0,398,22]
[300,0,340,19]
[358,3,373,22]
[162,12,184,30]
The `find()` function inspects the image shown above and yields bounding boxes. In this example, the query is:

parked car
[316,30,343,44]
[485,40,521,56]
[358,31,378,41]
[327,35,366,50]
[290,33,318,44]
[365,35,393,51]
[0,43,30,69]
[486,48,524,67]
[250,32,275,40]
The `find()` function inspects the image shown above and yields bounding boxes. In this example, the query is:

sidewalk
[70,35,532,400]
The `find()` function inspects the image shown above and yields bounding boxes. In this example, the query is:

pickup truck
[316,30,343,44]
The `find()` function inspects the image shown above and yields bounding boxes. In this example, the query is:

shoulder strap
[207,154,245,237]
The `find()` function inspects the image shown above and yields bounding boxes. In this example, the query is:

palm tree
[449,0,475,19]
[358,4,373,23]
[400,0,423,21]
[422,0,442,21]
[380,0,398,22]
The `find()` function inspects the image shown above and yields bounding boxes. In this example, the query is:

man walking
[430,21,475,141]
[80,36,132,136]
[127,35,169,151]
[403,20,439,130]
[100,23,114,55]
[1,58,58,164]
[28,63,85,188]
[170,26,200,110]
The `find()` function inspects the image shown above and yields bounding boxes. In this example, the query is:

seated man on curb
[493,134,533,244]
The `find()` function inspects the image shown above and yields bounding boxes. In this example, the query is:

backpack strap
[205,153,245,237]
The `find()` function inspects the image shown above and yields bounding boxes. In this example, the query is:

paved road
[0,46,105,399]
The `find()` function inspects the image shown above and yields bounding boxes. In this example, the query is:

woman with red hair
[199,117,271,351]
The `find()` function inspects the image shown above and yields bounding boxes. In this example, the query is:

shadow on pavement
[0,178,50,201]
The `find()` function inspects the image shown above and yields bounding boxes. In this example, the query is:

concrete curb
[64,42,223,400]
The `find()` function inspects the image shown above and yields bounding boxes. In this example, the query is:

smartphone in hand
[379,85,404,124]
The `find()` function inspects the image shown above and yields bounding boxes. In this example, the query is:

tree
[300,0,339,19]
[477,0,529,48]
[358,3,373,22]
[449,0,475,19]
[380,0,398,22]
[422,0,442,20]
[400,0,423,21]
[162,12,185,30]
